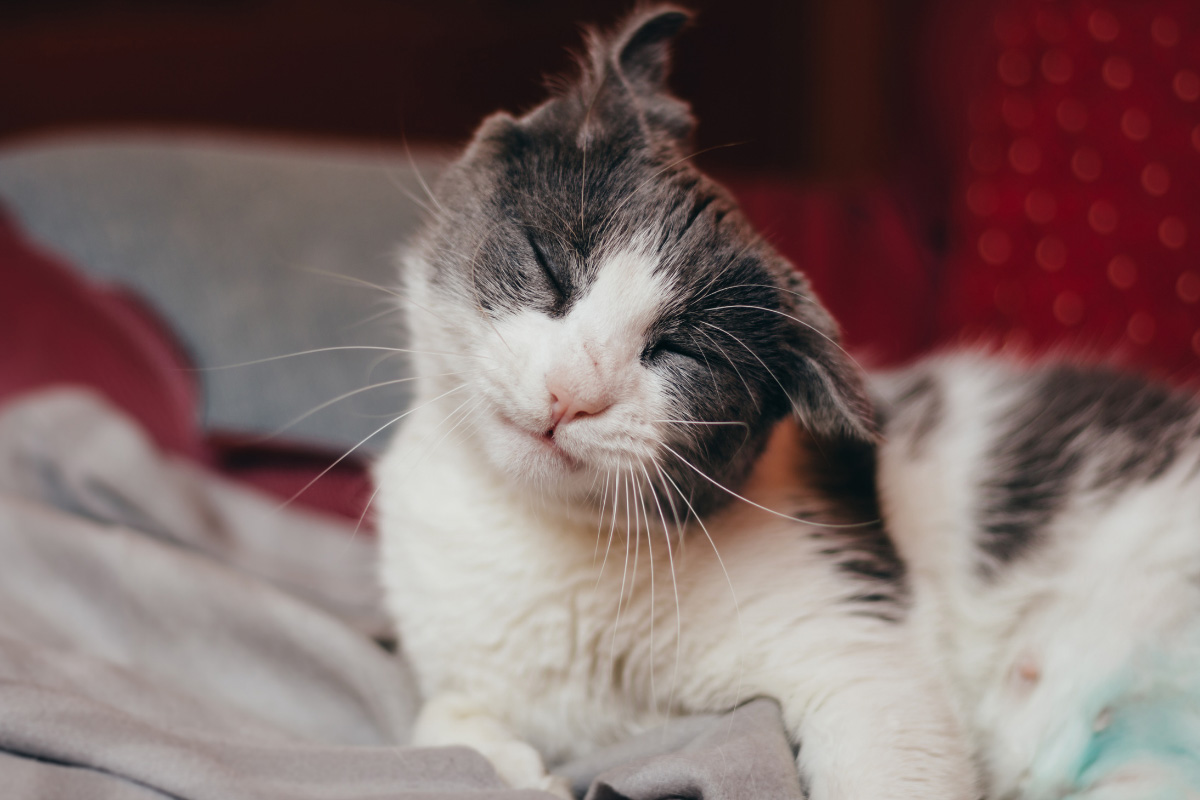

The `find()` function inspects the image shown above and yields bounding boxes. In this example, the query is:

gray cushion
[0,132,450,451]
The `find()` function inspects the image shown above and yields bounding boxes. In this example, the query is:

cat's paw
[537,774,575,800]
[479,739,572,798]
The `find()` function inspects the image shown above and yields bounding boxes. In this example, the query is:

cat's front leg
[785,669,978,800]
[413,692,573,799]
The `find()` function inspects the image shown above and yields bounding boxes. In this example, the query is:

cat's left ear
[780,269,879,443]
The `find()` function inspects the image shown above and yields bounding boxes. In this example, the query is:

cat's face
[401,7,872,517]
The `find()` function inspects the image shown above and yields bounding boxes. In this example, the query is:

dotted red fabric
[937,0,1200,378]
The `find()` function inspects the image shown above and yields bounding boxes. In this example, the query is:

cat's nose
[546,381,611,433]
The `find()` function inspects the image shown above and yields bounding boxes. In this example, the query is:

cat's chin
[484,413,601,497]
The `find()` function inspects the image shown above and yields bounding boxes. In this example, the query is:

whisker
[403,136,446,216]
[407,395,485,475]
[302,266,459,331]
[706,303,868,374]
[593,471,611,567]
[609,465,633,681]
[636,467,658,720]
[660,443,879,529]
[195,345,491,371]
[257,370,483,443]
[351,391,483,557]
[578,81,605,229]
[350,304,405,330]
[694,327,759,411]
[700,320,804,419]
[466,220,518,358]
[654,458,745,718]
[594,468,621,593]
[687,330,722,399]
[641,462,681,723]
[277,383,469,510]
[383,167,437,217]
[653,419,750,429]
[301,267,404,300]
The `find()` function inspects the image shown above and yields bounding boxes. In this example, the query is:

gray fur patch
[977,365,1200,575]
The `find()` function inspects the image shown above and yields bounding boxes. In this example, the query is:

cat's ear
[780,269,879,443]
[582,5,695,141]
[610,6,691,96]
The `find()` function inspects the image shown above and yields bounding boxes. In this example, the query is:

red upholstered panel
[730,181,939,368]
[0,207,204,458]
[0,208,370,521]
[935,0,1200,378]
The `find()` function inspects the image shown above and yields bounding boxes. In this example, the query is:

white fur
[378,243,977,798]
[878,355,1200,799]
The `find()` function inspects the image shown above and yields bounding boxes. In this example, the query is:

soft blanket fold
[0,388,802,799]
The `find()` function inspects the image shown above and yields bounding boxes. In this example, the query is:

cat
[877,356,1200,800]
[374,6,977,799]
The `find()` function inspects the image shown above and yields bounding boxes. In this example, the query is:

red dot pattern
[941,0,1200,371]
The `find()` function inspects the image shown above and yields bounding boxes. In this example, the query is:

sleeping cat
[878,357,1200,800]
[374,6,977,799]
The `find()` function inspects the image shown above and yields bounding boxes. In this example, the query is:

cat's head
[401,6,873,517]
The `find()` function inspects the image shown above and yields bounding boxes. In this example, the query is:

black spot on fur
[978,365,1200,575]
[805,434,908,621]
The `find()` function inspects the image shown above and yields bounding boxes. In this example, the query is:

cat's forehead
[573,240,675,336]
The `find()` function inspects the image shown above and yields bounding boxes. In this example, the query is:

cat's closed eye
[524,229,569,307]
[644,337,700,364]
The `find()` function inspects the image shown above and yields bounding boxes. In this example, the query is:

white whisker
[654,459,745,718]
[653,419,749,428]
[403,137,446,216]
[302,266,461,331]
[660,443,878,529]
[609,466,633,683]
[196,345,491,371]
[259,370,482,442]
[700,319,803,419]
[707,302,867,373]
[694,326,759,411]
[594,471,611,567]
[642,462,681,723]
[637,468,658,719]
[277,383,469,511]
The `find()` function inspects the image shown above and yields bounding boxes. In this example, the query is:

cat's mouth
[495,411,582,470]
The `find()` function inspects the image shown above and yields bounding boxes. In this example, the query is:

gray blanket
[0,389,803,799]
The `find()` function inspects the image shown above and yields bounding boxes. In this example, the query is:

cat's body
[377,409,967,797]
[879,356,1200,800]
[375,6,975,798]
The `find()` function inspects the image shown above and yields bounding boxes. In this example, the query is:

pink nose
[546,384,611,433]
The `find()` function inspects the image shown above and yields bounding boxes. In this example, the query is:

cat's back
[876,354,1200,578]
[874,354,1200,799]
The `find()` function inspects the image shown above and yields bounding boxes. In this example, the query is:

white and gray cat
[375,6,1200,799]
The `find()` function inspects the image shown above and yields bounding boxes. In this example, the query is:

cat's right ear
[581,5,696,142]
